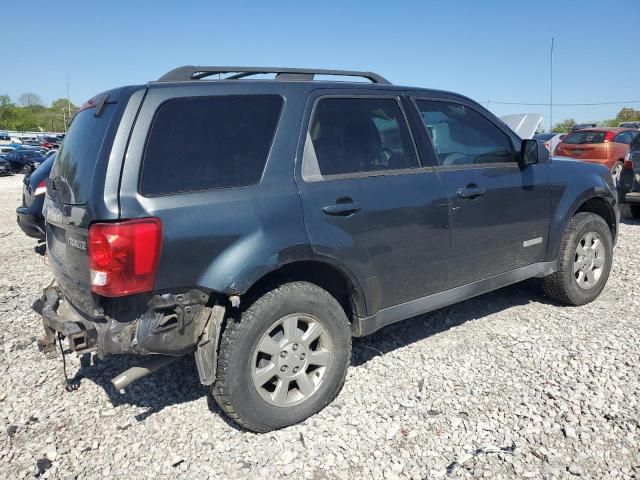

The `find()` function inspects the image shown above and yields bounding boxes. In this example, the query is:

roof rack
[157,66,391,84]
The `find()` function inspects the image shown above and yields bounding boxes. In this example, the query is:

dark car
[0,157,11,176]
[617,133,640,219]
[571,123,598,131]
[39,136,60,150]
[35,66,618,432]
[16,154,54,239]
[5,150,45,173]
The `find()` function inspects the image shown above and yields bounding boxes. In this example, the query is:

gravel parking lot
[0,173,638,479]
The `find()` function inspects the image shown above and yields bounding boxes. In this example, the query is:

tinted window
[416,100,515,166]
[140,95,282,195]
[562,131,605,144]
[304,97,418,177]
[614,131,636,145]
[51,104,118,204]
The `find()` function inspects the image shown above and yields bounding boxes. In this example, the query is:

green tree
[615,107,640,123]
[552,118,576,133]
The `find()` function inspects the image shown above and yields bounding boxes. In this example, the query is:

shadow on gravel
[66,353,243,430]
[63,279,549,426]
[351,279,549,366]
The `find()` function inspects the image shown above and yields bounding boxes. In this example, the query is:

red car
[554,128,639,178]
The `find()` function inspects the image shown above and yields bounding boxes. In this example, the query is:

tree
[18,92,44,109]
[51,98,77,112]
[552,118,576,133]
[615,107,640,123]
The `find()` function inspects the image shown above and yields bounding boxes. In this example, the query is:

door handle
[456,185,486,200]
[322,201,362,216]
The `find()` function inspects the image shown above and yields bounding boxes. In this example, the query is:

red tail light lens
[604,131,616,143]
[624,152,633,170]
[88,218,162,297]
[33,180,46,196]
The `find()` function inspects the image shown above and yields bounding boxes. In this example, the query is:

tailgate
[44,96,122,316]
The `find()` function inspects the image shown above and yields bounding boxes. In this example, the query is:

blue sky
[3,0,639,128]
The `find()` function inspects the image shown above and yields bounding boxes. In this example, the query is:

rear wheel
[620,203,640,219]
[542,212,613,305]
[212,281,351,432]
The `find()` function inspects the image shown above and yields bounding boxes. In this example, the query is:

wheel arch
[238,259,367,324]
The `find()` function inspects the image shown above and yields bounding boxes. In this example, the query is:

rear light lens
[604,131,616,143]
[543,141,550,151]
[624,152,633,170]
[33,180,46,196]
[88,218,162,297]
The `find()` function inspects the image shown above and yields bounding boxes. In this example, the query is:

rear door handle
[322,201,362,216]
[456,185,486,200]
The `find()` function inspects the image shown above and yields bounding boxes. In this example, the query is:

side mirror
[519,139,539,167]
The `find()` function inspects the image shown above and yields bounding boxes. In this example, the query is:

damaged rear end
[36,85,223,387]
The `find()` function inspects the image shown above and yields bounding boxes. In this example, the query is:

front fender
[547,157,617,260]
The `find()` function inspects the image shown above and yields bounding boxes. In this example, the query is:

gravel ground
[0,173,639,479]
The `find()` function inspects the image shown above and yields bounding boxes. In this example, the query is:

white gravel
[0,173,639,479]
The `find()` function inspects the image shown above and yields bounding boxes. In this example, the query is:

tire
[542,212,613,306]
[212,281,351,432]
[620,203,640,220]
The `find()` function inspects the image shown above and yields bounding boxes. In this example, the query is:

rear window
[51,104,117,204]
[562,131,605,144]
[140,95,283,196]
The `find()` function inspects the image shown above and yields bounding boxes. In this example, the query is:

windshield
[562,131,605,144]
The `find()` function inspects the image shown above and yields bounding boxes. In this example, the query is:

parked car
[618,122,640,130]
[571,123,598,131]
[16,154,54,239]
[0,157,11,176]
[0,146,15,159]
[554,128,639,178]
[0,132,11,145]
[617,134,640,219]
[533,133,565,153]
[39,136,61,150]
[5,149,46,173]
[35,66,618,432]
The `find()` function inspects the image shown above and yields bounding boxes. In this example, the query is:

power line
[485,100,640,106]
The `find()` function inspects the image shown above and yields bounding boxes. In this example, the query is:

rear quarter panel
[118,83,312,296]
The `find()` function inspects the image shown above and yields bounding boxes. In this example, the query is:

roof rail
[157,66,391,84]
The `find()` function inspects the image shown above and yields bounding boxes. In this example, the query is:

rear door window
[140,95,283,195]
[562,131,605,144]
[303,97,418,179]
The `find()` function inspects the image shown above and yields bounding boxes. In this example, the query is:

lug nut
[292,344,299,351]
[299,353,305,360]
[281,365,288,372]
[280,351,288,358]
[293,367,299,373]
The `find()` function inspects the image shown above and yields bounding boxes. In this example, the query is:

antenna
[550,38,554,132]
[66,73,71,119]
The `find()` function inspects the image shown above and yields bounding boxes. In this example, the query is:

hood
[499,113,544,139]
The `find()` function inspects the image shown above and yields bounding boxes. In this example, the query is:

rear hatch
[45,88,141,316]
[555,130,608,160]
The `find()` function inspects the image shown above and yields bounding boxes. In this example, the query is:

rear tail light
[543,141,550,151]
[604,131,616,143]
[624,152,633,170]
[88,218,162,297]
[34,180,46,196]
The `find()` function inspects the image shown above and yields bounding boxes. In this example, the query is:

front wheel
[212,281,351,432]
[542,212,613,305]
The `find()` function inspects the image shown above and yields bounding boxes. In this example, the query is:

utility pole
[66,74,71,119]
[550,37,554,133]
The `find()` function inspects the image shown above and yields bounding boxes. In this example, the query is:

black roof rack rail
[157,66,391,85]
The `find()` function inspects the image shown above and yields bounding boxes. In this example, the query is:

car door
[410,96,551,285]
[295,91,450,314]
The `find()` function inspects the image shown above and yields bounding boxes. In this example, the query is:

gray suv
[36,66,618,431]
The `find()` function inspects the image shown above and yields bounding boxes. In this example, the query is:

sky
[2,0,639,129]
